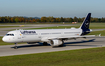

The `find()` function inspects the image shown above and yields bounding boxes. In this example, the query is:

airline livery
[2,13,94,49]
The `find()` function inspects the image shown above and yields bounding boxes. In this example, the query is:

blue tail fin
[80,13,91,35]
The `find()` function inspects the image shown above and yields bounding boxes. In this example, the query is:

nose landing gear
[14,43,17,49]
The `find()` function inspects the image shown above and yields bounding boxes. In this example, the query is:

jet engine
[50,39,64,47]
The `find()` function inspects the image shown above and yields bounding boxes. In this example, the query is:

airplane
[2,13,94,49]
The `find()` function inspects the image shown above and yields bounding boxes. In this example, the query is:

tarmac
[0,37,105,57]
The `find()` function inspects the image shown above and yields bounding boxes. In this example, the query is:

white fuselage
[2,28,82,43]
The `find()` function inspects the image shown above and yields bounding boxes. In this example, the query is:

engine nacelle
[50,39,63,46]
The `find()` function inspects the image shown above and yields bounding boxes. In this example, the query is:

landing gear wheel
[14,43,18,49]
[43,42,48,46]
[59,44,64,47]
[14,46,17,49]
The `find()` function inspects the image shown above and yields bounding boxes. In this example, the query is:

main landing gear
[14,43,18,49]
[43,42,48,46]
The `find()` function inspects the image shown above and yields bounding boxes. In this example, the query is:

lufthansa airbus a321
[2,13,94,49]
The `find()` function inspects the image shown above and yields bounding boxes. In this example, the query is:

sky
[0,0,105,18]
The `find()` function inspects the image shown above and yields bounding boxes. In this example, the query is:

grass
[4,26,79,31]
[88,30,105,36]
[26,23,105,29]
[90,23,105,29]
[0,25,30,28]
[26,26,80,30]
[0,47,105,66]
[0,26,21,28]
[2,23,105,31]
[0,22,72,25]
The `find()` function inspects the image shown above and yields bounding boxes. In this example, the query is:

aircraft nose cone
[2,37,6,42]
[2,37,14,43]
[2,37,8,42]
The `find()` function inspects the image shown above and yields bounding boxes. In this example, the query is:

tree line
[0,16,105,23]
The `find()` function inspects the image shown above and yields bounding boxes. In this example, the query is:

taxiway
[0,37,105,57]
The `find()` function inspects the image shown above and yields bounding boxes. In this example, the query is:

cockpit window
[6,34,14,36]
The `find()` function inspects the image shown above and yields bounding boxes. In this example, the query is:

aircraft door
[17,31,24,42]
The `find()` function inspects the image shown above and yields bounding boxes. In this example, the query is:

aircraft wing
[48,35,95,40]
